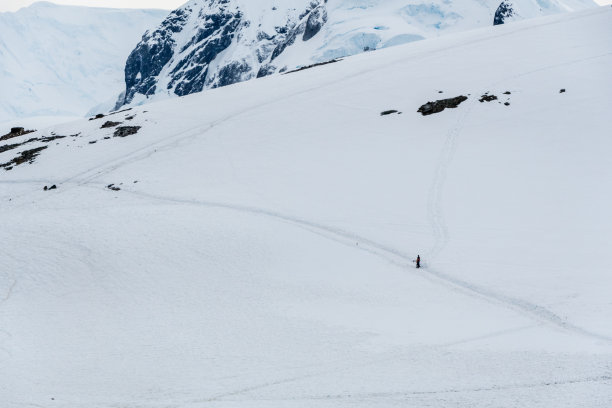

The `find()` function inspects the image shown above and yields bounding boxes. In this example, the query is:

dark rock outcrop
[494,1,514,25]
[118,0,329,108]
[1,127,35,141]
[120,7,191,106]
[303,6,327,41]
[418,96,468,116]
[380,110,400,116]
[101,121,122,129]
[1,146,48,170]
[479,94,498,102]
[284,58,340,74]
[114,126,141,138]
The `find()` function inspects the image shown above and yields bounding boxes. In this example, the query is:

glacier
[0,2,168,125]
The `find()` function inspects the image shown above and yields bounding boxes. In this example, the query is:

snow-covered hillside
[0,2,168,124]
[118,0,596,108]
[2,6,612,408]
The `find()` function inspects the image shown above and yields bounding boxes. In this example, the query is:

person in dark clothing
[416,255,421,268]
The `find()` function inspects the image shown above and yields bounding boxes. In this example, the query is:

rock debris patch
[380,110,401,116]
[89,113,105,121]
[479,94,498,103]
[114,126,141,138]
[101,121,122,129]
[1,127,36,142]
[417,95,468,116]
[1,146,48,170]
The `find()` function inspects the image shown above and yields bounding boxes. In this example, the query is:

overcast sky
[1,1,181,12]
[1,0,610,12]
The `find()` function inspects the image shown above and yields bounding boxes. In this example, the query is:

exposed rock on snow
[418,95,468,115]
[1,146,47,170]
[101,121,122,129]
[479,94,499,102]
[380,110,401,116]
[494,1,515,25]
[114,126,141,138]
[283,58,341,74]
[1,127,35,141]
[0,131,67,159]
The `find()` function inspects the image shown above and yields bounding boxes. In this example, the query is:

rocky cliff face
[118,0,329,108]
[494,1,516,25]
[117,0,596,109]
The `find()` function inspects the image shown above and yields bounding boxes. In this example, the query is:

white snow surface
[1,7,612,408]
[0,2,168,123]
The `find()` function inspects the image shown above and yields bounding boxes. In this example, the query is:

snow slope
[118,0,596,108]
[0,2,168,124]
[1,7,612,408]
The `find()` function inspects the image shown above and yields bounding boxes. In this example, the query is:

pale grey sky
[0,1,182,12]
[0,0,610,12]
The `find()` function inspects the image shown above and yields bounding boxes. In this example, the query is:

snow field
[1,7,611,408]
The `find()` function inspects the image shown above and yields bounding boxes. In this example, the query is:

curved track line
[426,97,478,260]
[246,375,612,401]
[425,52,611,262]
[116,187,612,344]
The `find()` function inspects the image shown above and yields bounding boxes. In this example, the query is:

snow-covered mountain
[2,7,611,407]
[118,0,596,108]
[0,2,168,124]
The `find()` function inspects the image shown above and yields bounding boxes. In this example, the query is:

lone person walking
[416,255,421,268]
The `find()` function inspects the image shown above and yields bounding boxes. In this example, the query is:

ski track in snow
[425,50,612,262]
[426,92,477,261]
[229,375,612,402]
[420,49,612,341]
[1,10,611,407]
[0,13,610,386]
[102,187,611,344]
[4,65,611,346]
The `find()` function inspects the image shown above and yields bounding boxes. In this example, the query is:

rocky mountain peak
[116,0,595,109]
